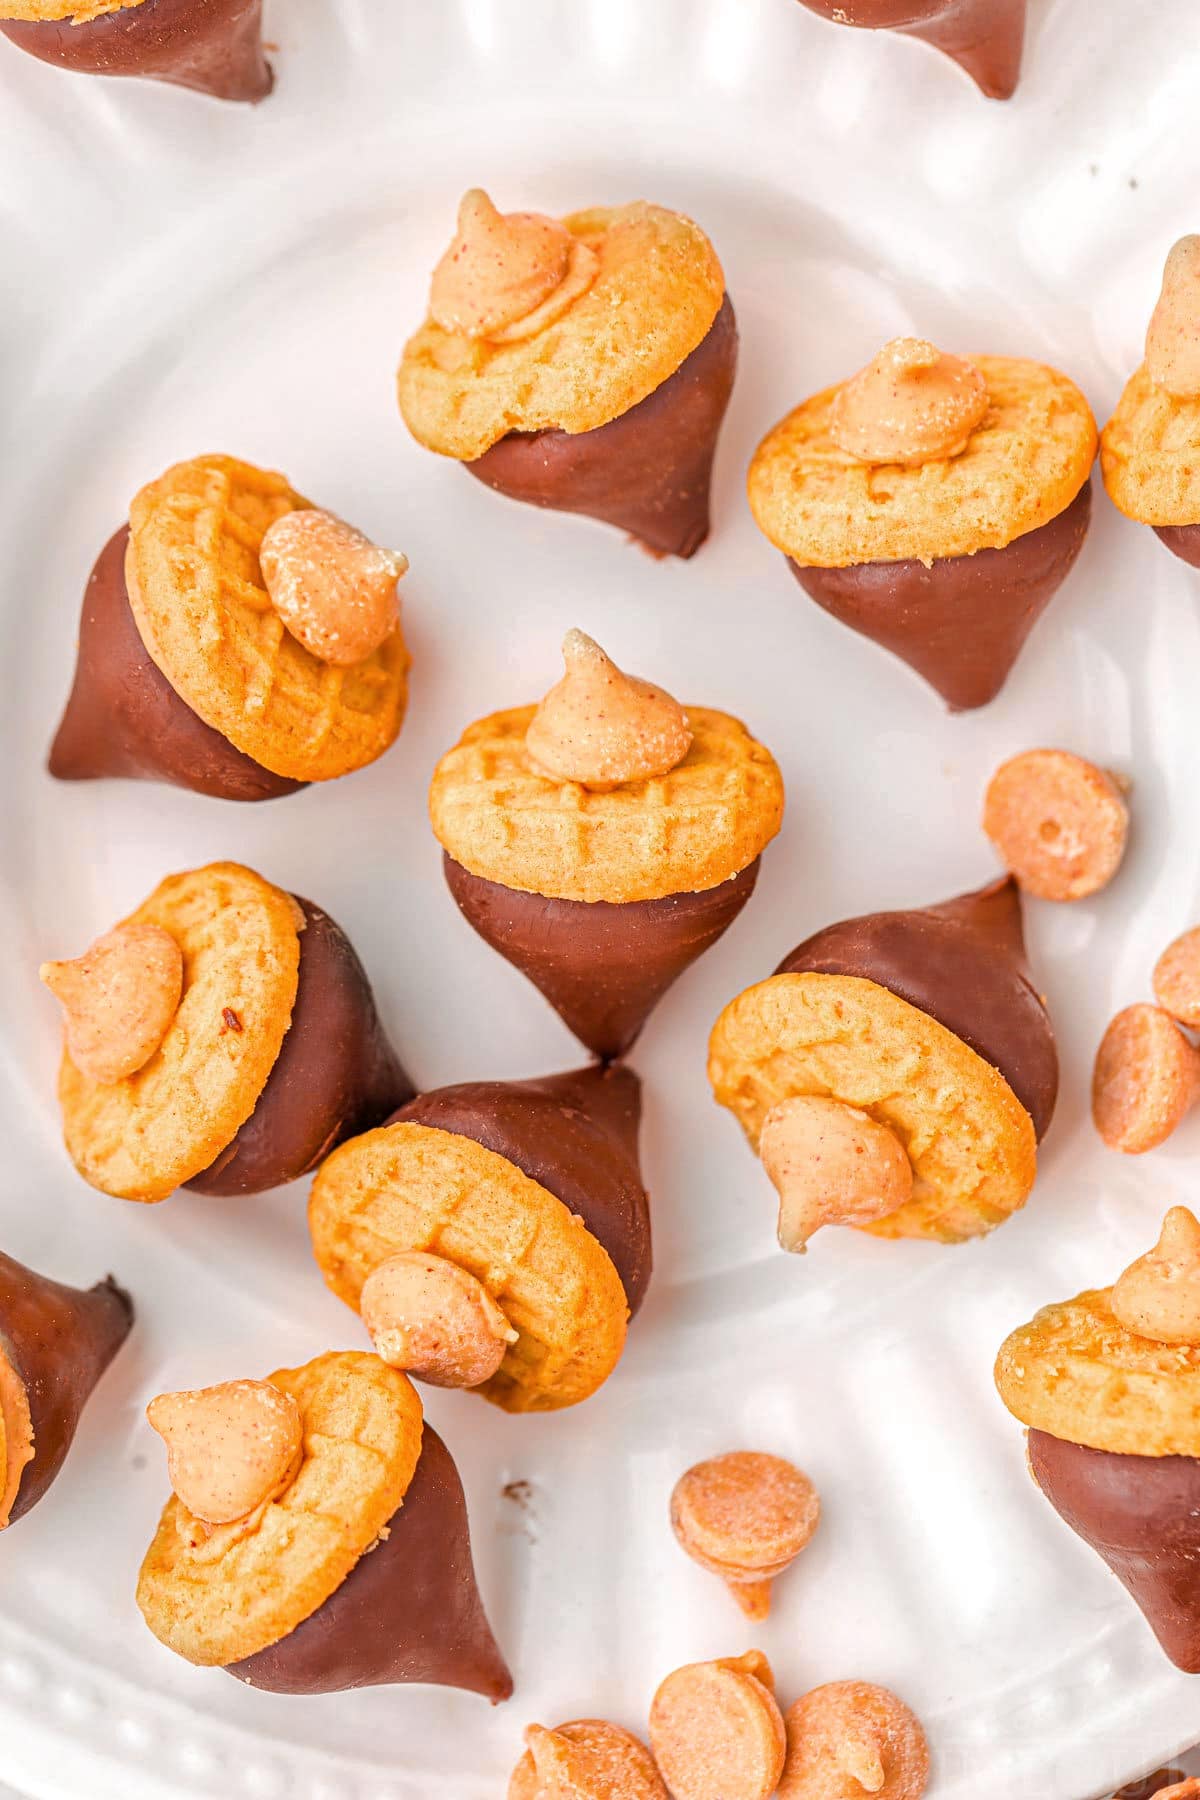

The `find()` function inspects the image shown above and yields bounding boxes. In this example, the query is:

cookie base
[1,0,273,103]
[796,0,1025,98]
[1153,522,1200,569]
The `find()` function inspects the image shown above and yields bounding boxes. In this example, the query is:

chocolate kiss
[466,295,738,560]
[444,851,761,1063]
[228,1426,512,1699]
[1,0,273,104]
[778,874,1058,1140]
[790,480,1092,712]
[0,1251,133,1526]
[187,899,414,1196]
[795,0,1025,99]
[1154,523,1200,569]
[49,526,303,802]
[395,1062,651,1314]
[1029,1428,1200,1674]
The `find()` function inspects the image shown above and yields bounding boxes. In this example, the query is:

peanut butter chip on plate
[777,1681,930,1800]
[1092,1003,1200,1153]
[40,922,183,1085]
[649,1651,786,1800]
[1145,236,1200,398]
[1111,1207,1200,1345]
[1154,927,1200,1028]
[525,629,693,791]
[360,1250,517,1389]
[829,337,989,467]
[508,1719,668,1800]
[982,749,1130,901]
[671,1450,820,1619]
[760,1096,914,1252]
[146,1379,303,1526]
[259,508,407,667]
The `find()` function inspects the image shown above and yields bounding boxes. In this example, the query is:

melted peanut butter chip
[671,1450,820,1619]
[829,337,989,467]
[1112,1207,1200,1345]
[1145,236,1200,398]
[1092,1003,1200,1154]
[40,923,183,1086]
[0,1345,34,1530]
[982,749,1129,902]
[259,509,407,667]
[760,1096,914,1253]
[360,1251,516,1389]
[525,630,693,791]
[429,189,599,345]
[509,1720,669,1800]
[649,1652,786,1800]
[778,1681,930,1800]
[147,1379,303,1526]
[1154,927,1200,1029]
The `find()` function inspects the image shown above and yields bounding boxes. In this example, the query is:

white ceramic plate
[3,3,1200,1796]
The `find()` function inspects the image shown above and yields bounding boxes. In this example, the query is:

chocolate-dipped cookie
[996,1208,1200,1673]
[0,1252,132,1528]
[794,0,1025,100]
[309,1063,650,1412]
[0,0,272,102]
[137,1352,511,1699]
[708,876,1056,1247]
[49,456,411,800]
[430,632,784,1060]
[41,862,412,1203]
[398,193,737,557]
[1102,238,1200,569]
[748,338,1096,710]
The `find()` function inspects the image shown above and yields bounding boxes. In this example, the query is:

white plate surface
[3,3,1200,1797]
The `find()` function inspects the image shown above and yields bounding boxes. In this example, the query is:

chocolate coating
[778,874,1058,1139]
[1029,1427,1200,1674]
[1153,523,1200,569]
[49,526,303,802]
[394,1063,651,1315]
[795,0,1025,99]
[1,0,273,103]
[444,852,761,1062]
[466,295,738,559]
[229,1425,512,1699]
[187,898,413,1196]
[0,1252,133,1525]
[789,479,1092,712]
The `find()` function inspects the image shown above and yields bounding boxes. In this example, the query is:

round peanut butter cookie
[708,972,1037,1243]
[137,1352,423,1666]
[1100,363,1200,527]
[126,456,409,782]
[58,863,302,1204]
[749,356,1097,568]
[309,1122,629,1412]
[397,203,725,460]
[430,704,783,904]
[995,1287,1200,1458]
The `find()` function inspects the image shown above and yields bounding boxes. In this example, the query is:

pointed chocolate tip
[1,0,273,104]
[928,874,1028,965]
[796,0,1025,99]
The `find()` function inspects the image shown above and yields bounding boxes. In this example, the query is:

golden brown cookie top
[708,971,1037,1244]
[58,863,302,1204]
[137,1352,423,1667]
[1100,363,1200,527]
[0,0,135,17]
[127,456,409,782]
[748,355,1097,568]
[308,1121,629,1413]
[430,703,783,904]
[397,202,725,460]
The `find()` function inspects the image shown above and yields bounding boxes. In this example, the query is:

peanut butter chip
[359,1251,516,1389]
[649,1652,786,1800]
[1111,1207,1200,1345]
[829,337,989,467]
[778,1682,930,1800]
[1145,236,1200,398]
[508,1720,668,1800]
[760,1096,914,1252]
[525,630,694,791]
[1152,1782,1200,1800]
[40,923,182,1085]
[1092,1004,1200,1154]
[982,749,1130,901]
[146,1379,303,1526]
[429,189,599,345]
[671,1450,820,1619]
[1154,927,1200,1028]
[259,508,407,667]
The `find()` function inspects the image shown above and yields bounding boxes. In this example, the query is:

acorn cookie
[137,1351,511,1698]
[49,455,410,800]
[0,1252,132,1529]
[996,1207,1200,1673]
[1102,238,1200,569]
[708,876,1057,1246]
[794,0,1025,100]
[397,192,737,558]
[309,1063,649,1413]
[42,862,412,1203]
[430,631,784,1060]
[748,339,1097,709]
[0,0,272,102]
